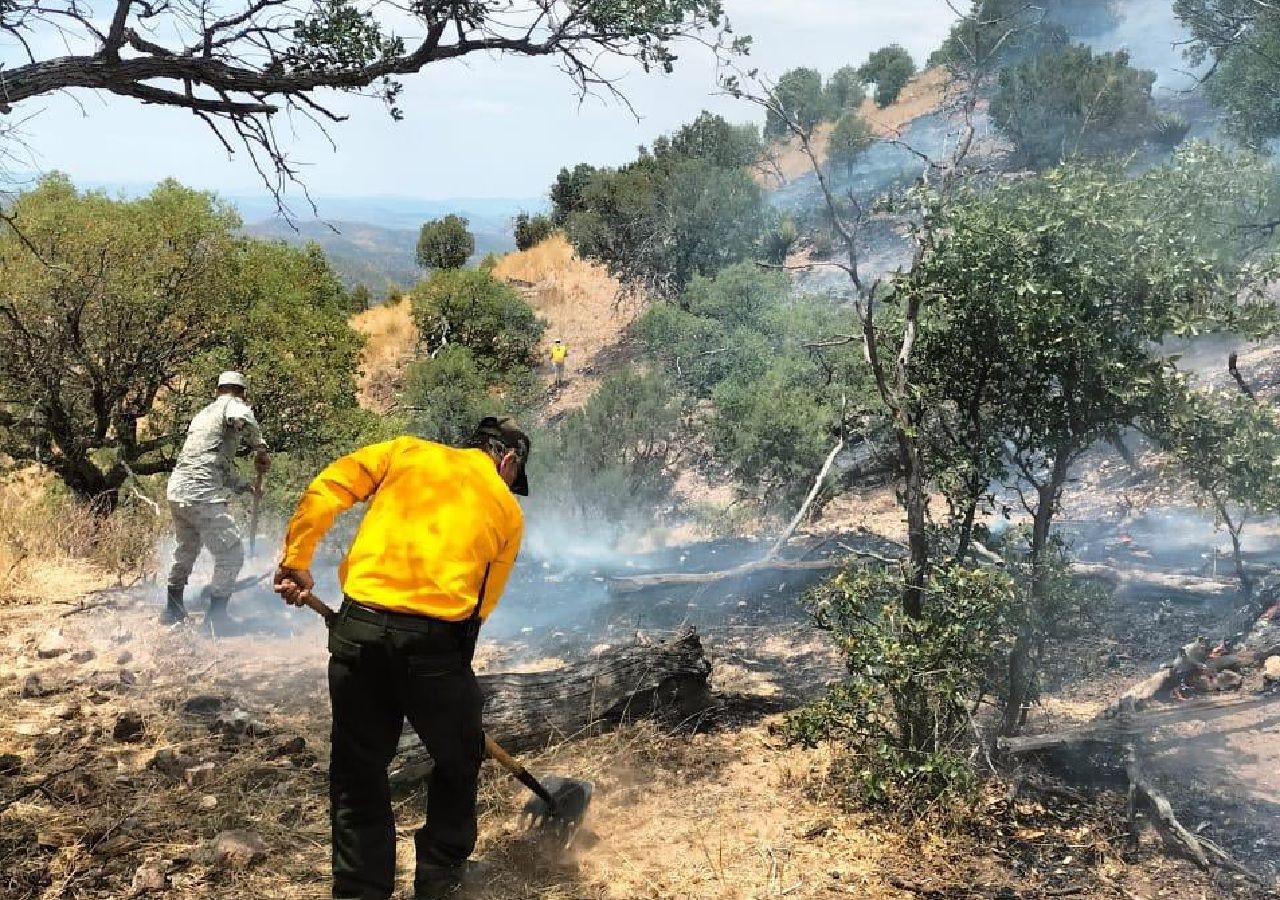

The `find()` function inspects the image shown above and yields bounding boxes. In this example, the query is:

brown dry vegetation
[0,471,159,606]
[350,295,419,413]
[491,234,643,419]
[759,67,954,189]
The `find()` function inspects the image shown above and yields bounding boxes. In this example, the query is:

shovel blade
[520,776,593,845]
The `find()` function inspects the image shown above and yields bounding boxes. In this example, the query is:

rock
[129,860,168,895]
[212,708,269,738]
[20,673,51,698]
[36,629,70,659]
[198,795,218,811]
[208,829,266,869]
[1264,655,1280,684]
[0,753,22,778]
[49,702,80,721]
[147,749,184,779]
[119,669,138,687]
[116,650,133,665]
[110,626,132,644]
[184,762,218,787]
[70,649,96,664]
[181,696,223,718]
[267,736,306,759]
[113,711,146,743]
[1216,669,1245,691]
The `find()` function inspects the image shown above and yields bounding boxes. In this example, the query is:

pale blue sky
[1,1,961,204]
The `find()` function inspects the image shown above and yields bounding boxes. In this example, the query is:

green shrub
[410,268,545,375]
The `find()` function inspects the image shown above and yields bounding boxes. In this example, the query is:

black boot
[160,585,187,624]
[414,863,464,900]
[203,594,233,636]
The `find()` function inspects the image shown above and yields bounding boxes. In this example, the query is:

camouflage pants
[167,501,244,598]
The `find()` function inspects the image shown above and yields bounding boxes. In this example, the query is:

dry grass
[491,234,643,419]
[0,470,159,604]
[759,67,954,188]
[350,295,419,413]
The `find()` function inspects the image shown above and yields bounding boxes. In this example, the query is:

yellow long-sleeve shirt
[281,436,524,621]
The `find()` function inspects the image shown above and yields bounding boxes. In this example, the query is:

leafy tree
[824,65,866,114]
[550,162,598,226]
[898,150,1279,734]
[410,268,545,374]
[402,346,500,447]
[415,214,474,270]
[350,283,374,311]
[0,176,365,504]
[765,67,829,139]
[654,111,763,170]
[0,2,735,187]
[858,45,916,107]
[990,46,1160,168]
[514,212,555,251]
[532,369,680,530]
[1151,386,1280,596]
[828,111,875,178]
[929,0,1115,72]
[561,153,775,297]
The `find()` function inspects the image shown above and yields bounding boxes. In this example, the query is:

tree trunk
[390,627,713,782]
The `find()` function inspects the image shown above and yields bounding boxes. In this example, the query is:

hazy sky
[1,1,959,203]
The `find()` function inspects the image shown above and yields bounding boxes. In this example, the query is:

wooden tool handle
[298,591,337,625]
[485,734,557,811]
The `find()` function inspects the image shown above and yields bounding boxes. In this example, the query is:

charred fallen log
[391,627,713,781]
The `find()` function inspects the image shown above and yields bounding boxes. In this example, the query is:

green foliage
[929,0,1117,71]
[858,45,916,107]
[550,162,598,226]
[825,65,866,114]
[410,268,546,375]
[415,214,474,270]
[654,111,763,170]
[514,212,555,251]
[1176,0,1280,147]
[634,263,871,510]
[402,346,504,447]
[560,146,775,297]
[788,564,1017,805]
[765,67,829,139]
[0,175,366,502]
[531,369,680,529]
[828,111,876,178]
[350,283,373,311]
[989,46,1159,168]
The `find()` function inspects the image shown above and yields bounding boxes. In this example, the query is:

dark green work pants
[327,599,484,900]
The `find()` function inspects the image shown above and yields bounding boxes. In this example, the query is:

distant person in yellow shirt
[273,417,529,900]
[550,338,568,387]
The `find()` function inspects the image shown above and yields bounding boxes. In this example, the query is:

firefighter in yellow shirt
[550,338,568,387]
[273,417,529,900]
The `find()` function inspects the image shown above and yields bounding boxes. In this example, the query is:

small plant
[787,563,1018,810]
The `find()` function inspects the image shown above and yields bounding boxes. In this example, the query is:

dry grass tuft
[350,295,419,413]
[0,470,159,604]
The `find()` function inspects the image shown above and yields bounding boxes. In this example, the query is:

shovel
[292,590,593,844]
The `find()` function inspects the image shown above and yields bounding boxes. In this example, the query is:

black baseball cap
[473,416,531,496]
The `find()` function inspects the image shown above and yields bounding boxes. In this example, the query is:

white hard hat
[217,371,246,390]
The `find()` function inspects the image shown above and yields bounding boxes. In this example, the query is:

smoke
[1086,0,1204,92]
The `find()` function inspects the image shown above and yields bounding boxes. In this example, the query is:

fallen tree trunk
[392,627,713,781]
[1067,563,1238,602]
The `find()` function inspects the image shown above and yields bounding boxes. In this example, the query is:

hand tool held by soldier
[163,371,271,630]
[274,418,529,900]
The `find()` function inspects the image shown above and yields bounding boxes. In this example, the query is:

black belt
[340,597,468,635]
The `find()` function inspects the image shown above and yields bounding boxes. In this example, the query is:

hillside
[759,67,953,188]
[490,234,639,419]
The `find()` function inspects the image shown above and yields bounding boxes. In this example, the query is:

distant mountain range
[238,194,545,291]
[59,182,546,291]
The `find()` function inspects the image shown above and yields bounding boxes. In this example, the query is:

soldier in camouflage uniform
[163,371,271,630]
